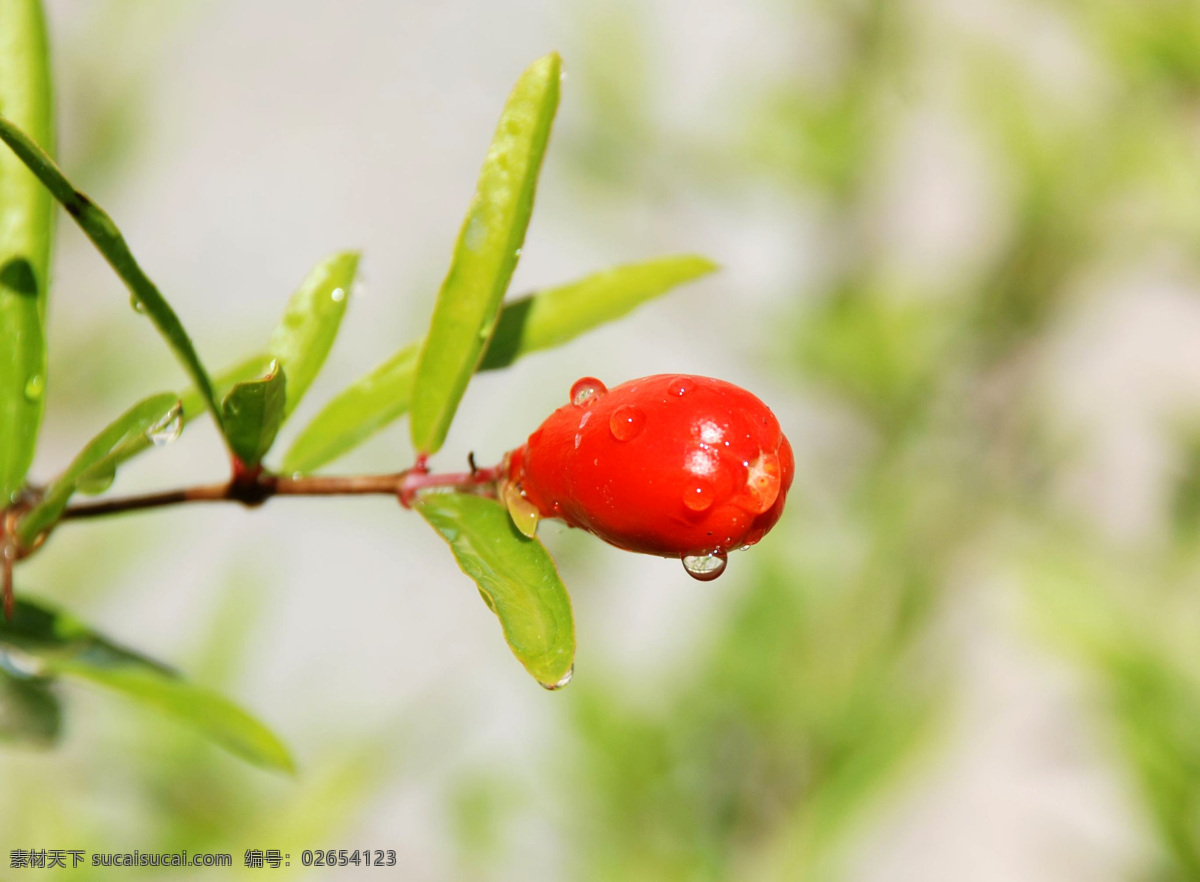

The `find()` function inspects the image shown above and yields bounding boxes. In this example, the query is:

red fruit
[503,375,794,579]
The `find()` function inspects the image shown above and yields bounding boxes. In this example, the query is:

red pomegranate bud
[503,374,793,580]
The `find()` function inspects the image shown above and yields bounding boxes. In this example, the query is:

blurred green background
[8,0,1200,878]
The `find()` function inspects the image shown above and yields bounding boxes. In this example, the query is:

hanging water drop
[681,551,728,581]
[22,374,43,402]
[540,665,573,691]
[609,405,645,441]
[130,294,147,314]
[570,377,607,406]
[330,287,346,303]
[146,401,184,446]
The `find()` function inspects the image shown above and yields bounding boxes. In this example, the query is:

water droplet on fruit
[146,401,184,447]
[540,665,573,690]
[682,481,716,512]
[330,287,346,303]
[570,377,607,406]
[22,374,43,402]
[668,376,694,397]
[682,551,727,581]
[742,450,781,513]
[130,294,146,314]
[609,405,645,441]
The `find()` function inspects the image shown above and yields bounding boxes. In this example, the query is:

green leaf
[0,114,227,441]
[283,344,419,476]
[0,671,60,747]
[0,597,294,772]
[98,353,273,477]
[478,254,717,370]
[415,493,574,689]
[16,392,180,544]
[283,255,715,474]
[409,53,562,456]
[268,251,358,418]
[222,363,287,468]
[0,0,54,504]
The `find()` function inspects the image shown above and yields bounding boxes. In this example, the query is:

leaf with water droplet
[146,401,183,447]
[0,0,54,505]
[0,597,293,771]
[86,353,273,480]
[22,373,43,402]
[75,459,116,496]
[0,109,228,446]
[221,364,287,468]
[283,255,717,474]
[410,53,562,456]
[503,481,541,538]
[415,493,575,689]
[267,250,358,419]
[17,393,182,545]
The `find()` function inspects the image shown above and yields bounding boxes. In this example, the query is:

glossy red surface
[506,374,793,557]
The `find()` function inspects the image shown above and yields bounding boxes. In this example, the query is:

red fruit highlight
[504,375,793,577]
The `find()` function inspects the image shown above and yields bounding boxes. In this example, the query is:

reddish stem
[56,464,504,522]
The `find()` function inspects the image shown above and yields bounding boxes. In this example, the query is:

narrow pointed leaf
[0,671,60,747]
[0,597,293,772]
[415,493,574,689]
[17,392,180,544]
[0,0,54,503]
[222,364,287,467]
[94,353,274,477]
[410,53,562,456]
[268,250,358,418]
[283,344,419,475]
[478,254,717,369]
[284,255,715,474]
[0,114,226,439]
